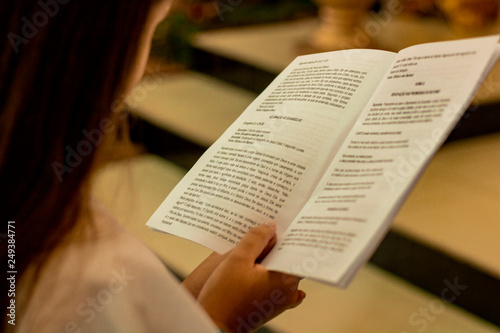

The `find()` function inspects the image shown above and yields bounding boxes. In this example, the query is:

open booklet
[147,35,500,287]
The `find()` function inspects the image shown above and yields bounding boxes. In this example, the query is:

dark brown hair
[0,0,158,324]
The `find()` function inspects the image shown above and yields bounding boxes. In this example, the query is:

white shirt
[16,199,218,333]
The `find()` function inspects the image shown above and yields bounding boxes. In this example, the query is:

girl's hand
[196,222,305,333]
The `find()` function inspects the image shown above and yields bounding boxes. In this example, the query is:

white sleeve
[16,199,220,333]
[82,234,220,333]
[83,266,219,333]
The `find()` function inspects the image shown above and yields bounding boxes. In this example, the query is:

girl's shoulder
[16,198,216,333]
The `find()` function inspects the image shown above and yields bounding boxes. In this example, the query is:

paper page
[263,35,499,286]
[147,49,395,253]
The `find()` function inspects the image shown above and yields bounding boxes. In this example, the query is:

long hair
[0,0,158,323]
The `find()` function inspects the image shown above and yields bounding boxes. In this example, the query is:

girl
[0,1,305,332]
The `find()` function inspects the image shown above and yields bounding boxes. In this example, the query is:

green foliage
[151,12,199,66]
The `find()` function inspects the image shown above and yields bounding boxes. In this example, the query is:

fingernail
[261,219,276,229]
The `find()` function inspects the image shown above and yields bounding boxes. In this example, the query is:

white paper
[147,35,499,287]
[147,49,395,253]
[263,35,499,286]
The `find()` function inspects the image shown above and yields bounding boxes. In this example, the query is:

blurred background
[93,1,500,332]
